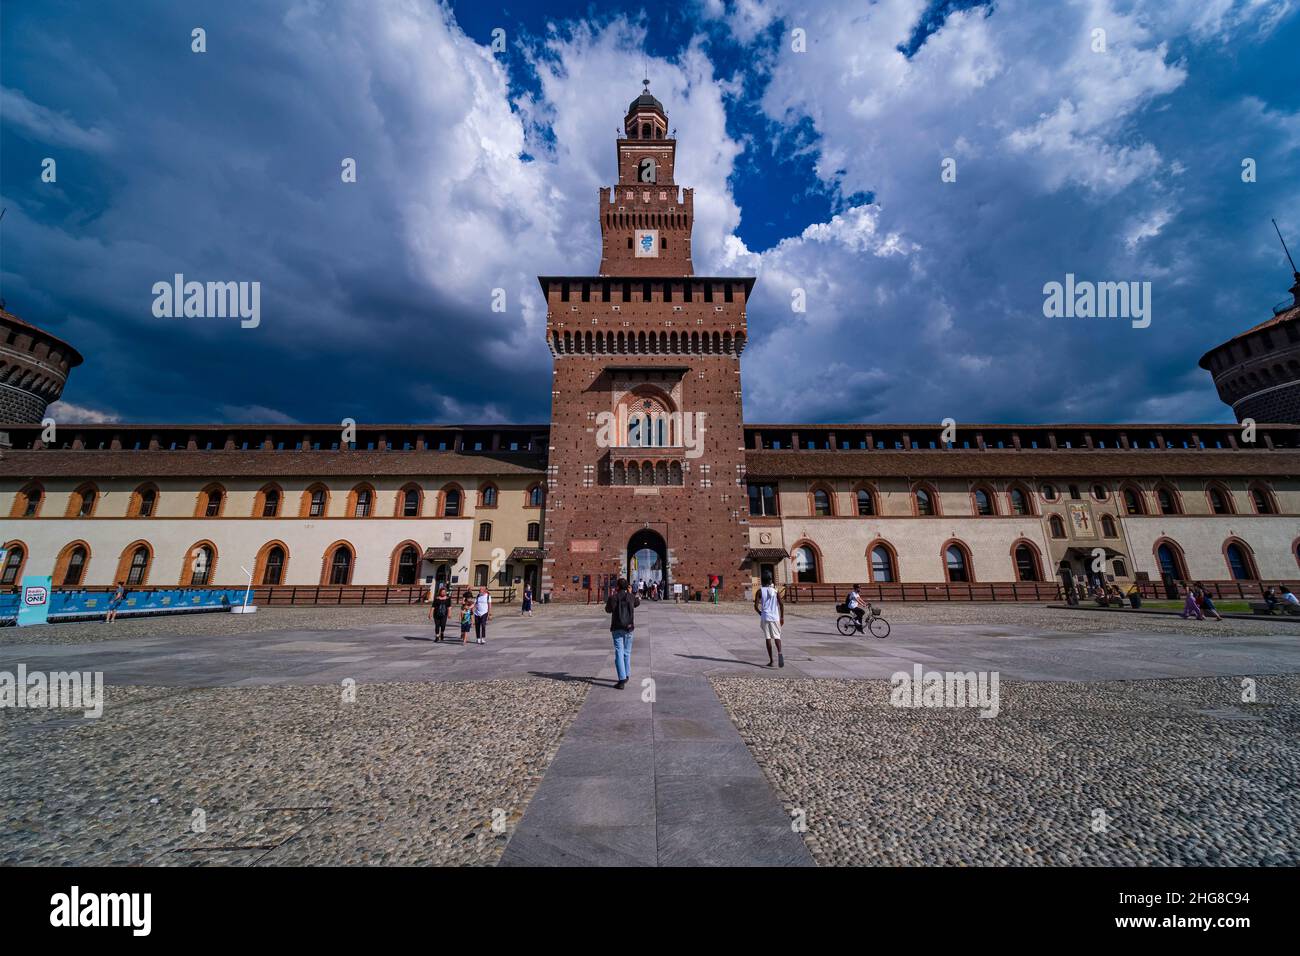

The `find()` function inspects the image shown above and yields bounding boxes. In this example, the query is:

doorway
[627,529,668,592]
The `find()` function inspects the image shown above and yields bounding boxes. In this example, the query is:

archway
[627,529,668,592]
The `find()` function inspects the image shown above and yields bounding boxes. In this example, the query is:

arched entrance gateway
[627,529,668,592]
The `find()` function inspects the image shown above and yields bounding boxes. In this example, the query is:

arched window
[1112,558,1128,577]
[792,545,819,583]
[870,544,895,583]
[401,486,422,517]
[479,522,492,542]
[441,487,462,517]
[855,486,876,516]
[527,485,544,508]
[479,484,498,508]
[253,483,282,518]
[527,522,540,542]
[973,487,995,516]
[1155,485,1180,515]
[1100,514,1118,537]
[1206,484,1233,515]
[1156,541,1187,580]
[944,544,972,583]
[198,485,224,518]
[1040,484,1058,502]
[395,545,420,585]
[132,484,159,518]
[303,484,329,518]
[1091,483,1109,501]
[13,483,42,518]
[812,487,832,517]
[125,545,149,586]
[914,486,937,516]
[327,545,353,585]
[1249,483,1277,515]
[1122,486,1146,516]
[70,483,98,518]
[262,546,286,585]
[1,544,25,585]
[187,544,215,586]
[350,484,374,518]
[1049,515,1066,538]
[1013,543,1041,582]
[1224,541,1257,580]
[59,544,89,586]
[1009,486,1032,516]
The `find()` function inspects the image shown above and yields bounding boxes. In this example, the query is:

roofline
[0,422,550,431]
[0,309,85,367]
[743,422,1298,431]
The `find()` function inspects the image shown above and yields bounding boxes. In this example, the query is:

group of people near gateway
[423,584,535,644]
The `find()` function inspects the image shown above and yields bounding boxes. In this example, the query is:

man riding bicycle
[846,585,866,631]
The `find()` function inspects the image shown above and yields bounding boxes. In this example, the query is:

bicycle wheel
[836,615,857,636]
[868,617,890,639]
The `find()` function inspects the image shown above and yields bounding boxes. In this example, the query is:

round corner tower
[1199,271,1300,424]
[0,306,84,423]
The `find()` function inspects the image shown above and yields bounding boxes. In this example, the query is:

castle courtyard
[3,604,1297,867]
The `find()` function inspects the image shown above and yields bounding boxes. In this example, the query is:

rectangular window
[747,483,779,516]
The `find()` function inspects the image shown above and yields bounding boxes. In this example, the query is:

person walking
[521,584,533,617]
[753,571,785,668]
[428,585,451,641]
[1197,583,1223,621]
[1179,583,1204,620]
[473,585,491,644]
[604,577,640,689]
[105,581,126,623]
[459,592,475,644]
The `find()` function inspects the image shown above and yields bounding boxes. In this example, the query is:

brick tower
[539,83,754,601]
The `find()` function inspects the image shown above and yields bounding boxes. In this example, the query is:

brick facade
[541,88,752,600]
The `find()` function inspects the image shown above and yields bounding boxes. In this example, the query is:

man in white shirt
[473,586,491,644]
[753,572,786,668]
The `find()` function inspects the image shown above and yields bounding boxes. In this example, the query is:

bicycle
[836,602,890,638]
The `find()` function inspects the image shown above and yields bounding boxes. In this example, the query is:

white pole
[232,564,258,613]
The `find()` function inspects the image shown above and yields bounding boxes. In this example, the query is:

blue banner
[1,587,251,623]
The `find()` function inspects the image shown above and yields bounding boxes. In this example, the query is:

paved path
[499,611,813,866]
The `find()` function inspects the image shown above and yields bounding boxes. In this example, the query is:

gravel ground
[712,674,1300,866]
[7,598,1293,647]
[1,678,586,866]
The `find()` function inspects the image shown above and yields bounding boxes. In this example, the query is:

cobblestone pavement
[712,674,1299,866]
[1,679,585,866]
[3,603,1296,866]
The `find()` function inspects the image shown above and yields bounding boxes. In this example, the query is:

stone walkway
[498,610,814,865]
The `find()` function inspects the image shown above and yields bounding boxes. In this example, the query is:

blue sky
[1,0,1297,427]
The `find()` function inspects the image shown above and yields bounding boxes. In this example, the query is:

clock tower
[539,84,754,601]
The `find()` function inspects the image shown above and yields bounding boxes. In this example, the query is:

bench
[1250,601,1300,615]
